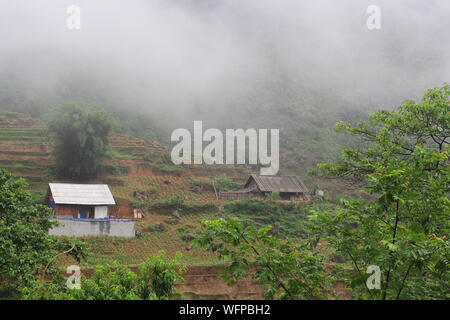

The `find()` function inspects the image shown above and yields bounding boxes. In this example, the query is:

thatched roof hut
[219,175,309,201]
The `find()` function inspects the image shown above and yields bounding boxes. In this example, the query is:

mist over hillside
[0,0,449,171]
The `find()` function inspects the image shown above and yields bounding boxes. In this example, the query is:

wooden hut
[219,174,309,201]
[45,183,116,219]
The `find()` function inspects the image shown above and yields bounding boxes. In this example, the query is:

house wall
[49,219,135,238]
[54,204,78,219]
[218,191,264,200]
[279,192,309,201]
[218,192,250,200]
[53,205,110,219]
[279,192,298,200]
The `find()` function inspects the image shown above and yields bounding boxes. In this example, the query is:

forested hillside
[1,1,449,172]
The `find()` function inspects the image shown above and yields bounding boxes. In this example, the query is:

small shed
[219,174,309,201]
[45,183,116,219]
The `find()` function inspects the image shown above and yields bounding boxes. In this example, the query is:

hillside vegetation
[0,110,337,272]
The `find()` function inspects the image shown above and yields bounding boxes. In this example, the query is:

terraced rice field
[56,211,223,268]
[0,110,242,268]
[0,112,52,198]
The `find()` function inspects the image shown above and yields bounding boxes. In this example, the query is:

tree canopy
[0,168,86,292]
[193,217,330,300]
[312,83,449,299]
[49,103,112,181]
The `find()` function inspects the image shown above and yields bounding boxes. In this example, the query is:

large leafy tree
[312,83,449,299]
[0,169,86,292]
[194,218,330,300]
[49,102,112,180]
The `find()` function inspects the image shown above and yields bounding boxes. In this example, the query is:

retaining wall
[49,218,135,238]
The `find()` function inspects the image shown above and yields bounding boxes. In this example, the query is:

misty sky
[0,0,449,133]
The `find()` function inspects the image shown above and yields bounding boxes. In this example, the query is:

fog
[0,0,449,139]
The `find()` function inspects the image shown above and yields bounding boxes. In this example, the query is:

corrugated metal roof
[48,183,116,205]
[245,174,309,193]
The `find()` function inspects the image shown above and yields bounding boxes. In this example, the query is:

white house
[45,183,116,219]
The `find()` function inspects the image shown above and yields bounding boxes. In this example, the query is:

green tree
[0,169,86,295]
[49,102,112,180]
[266,190,281,201]
[144,251,186,299]
[213,174,242,192]
[311,83,450,299]
[193,218,330,300]
[22,251,186,300]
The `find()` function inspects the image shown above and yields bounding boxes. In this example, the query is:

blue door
[79,207,86,218]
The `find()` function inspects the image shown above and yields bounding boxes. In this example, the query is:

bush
[145,223,167,233]
[149,195,184,212]
[266,190,281,200]
[102,164,130,176]
[149,196,218,214]
[131,200,147,211]
[223,199,283,216]
[152,164,182,175]
[213,174,242,192]
[22,251,186,300]
[187,177,214,193]
[144,153,171,164]
[222,199,320,237]
[181,201,218,214]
